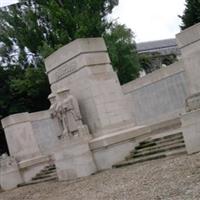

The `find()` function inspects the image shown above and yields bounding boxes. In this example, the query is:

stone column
[45,38,135,138]
[177,23,200,154]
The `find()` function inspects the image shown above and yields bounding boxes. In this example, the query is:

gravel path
[1,153,200,200]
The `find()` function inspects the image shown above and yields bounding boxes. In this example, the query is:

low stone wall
[1,111,60,161]
[30,111,60,156]
[122,60,189,125]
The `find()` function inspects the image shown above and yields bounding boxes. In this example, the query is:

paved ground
[1,153,200,200]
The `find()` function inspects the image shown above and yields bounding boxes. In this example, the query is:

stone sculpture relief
[49,89,83,139]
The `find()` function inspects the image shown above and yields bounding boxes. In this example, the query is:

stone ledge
[45,38,107,72]
[89,125,149,150]
[89,117,181,151]
[176,22,200,49]
[1,110,51,128]
[30,110,50,122]
[19,156,50,169]
[1,112,30,129]
[122,61,184,94]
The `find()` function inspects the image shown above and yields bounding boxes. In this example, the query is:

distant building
[136,39,181,74]
[136,38,181,56]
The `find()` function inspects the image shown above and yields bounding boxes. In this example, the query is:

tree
[104,23,141,84]
[180,0,200,30]
[139,53,177,74]
[0,0,118,66]
[0,0,119,115]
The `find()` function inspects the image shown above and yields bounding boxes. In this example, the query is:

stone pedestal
[53,126,97,181]
[1,112,57,182]
[177,23,200,154]
[0,156,23,190]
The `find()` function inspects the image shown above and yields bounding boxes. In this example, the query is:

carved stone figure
[48,93,57,118]
[57,88,82,137]
[48,93,63,138]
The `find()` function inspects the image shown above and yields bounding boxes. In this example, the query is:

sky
[0,0,186,42]
[112,0,186,42]
[0,0,18,7]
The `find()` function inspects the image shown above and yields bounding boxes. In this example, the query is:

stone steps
[18,176,57,187]
[132,143,185,159]
[18,164,57,187]
[113,132,186,168]
[113,148,186,168]
[132,138,184,154]
[135,134,183,150]
[32,172,57,181]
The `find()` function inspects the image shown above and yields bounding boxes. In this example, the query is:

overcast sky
[112,0,186,42]
[0,0,18,7]
[1,0,186,42]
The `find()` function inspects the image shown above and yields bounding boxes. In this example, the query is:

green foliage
[10,66,51,113]
[138,54,153,74]
[0,66,50,117]
[139,53,177,74]
[104,24,141,84]
[180,0,200,30]
[0,0,118,118]
[0,0,118,65]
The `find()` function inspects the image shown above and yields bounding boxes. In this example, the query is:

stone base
[19,155,51,182]
[0,157,23,190]
[90,118,182,170]
[53,127,97,181]
[185,93,200,112]
[181,109,200,154]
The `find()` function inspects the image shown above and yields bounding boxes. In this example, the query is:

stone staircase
[113,132,187,168]
[18,164,57,187]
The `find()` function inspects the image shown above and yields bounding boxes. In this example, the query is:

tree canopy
[0,0,118,66]
[180,0,200,30]
[0,0,142,118]
[104,24,140,84]
[0,0,119,117]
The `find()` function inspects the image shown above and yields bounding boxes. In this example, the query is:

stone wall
[122,60,189,125]
[1,111,60,161]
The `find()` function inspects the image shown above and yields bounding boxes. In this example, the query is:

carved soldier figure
[48,93,57,118]
[57,88,82,137]
[48,93,64,138]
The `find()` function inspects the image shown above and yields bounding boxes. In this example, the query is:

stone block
[181,109,200,154]
[53,135,97,181]
[0,156,23,190]
[45,38,108,73]
[1,113,41,162]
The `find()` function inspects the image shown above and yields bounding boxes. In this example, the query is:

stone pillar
[1,112,52,182]
[1,113,42,162]
[45,38,135,138]
[0,155,23,190]
[177,23,200,154]
[53,133,97,181]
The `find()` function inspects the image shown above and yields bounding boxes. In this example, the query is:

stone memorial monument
[2,23,200,189]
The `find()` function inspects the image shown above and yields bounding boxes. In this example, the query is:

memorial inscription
[55,61,77,82]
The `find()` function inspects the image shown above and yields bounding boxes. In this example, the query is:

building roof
[136,38,180,55]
